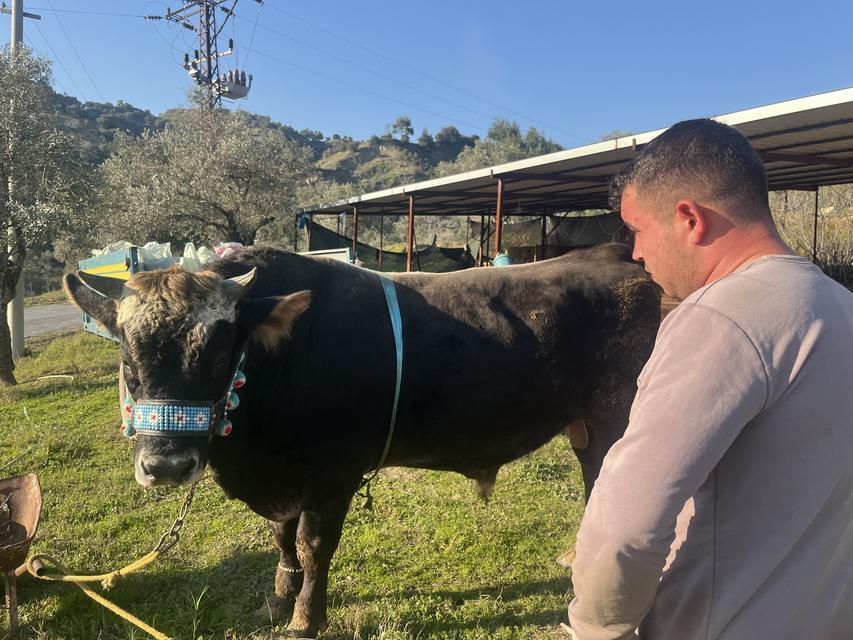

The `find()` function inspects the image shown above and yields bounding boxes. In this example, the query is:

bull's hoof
[286,613,326,639]
[279,630,317,639]
[556,546,576,568]
[252,593,294,623]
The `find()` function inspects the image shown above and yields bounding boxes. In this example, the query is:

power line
[249,46,488,134]
[28,8,142,18]
[233,10,496,130]
[149,15,191,67]
[240,0,261,67]
[24,32,68,94]
[31,20,88,101]
[44,0,105,101]
[263,2,588,143]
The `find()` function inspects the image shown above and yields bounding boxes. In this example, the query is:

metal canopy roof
[301,87,853,217]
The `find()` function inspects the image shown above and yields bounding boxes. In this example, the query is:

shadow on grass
[15,545,571,638]
[14,549,281,638]
[328,575,571,636]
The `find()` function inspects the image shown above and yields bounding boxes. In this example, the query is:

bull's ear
[238,290,311,351]
[63,273,119,334]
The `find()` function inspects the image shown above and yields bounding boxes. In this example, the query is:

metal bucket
[0,473,42,634]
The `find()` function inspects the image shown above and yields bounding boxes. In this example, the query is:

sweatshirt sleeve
[567,303,769,640]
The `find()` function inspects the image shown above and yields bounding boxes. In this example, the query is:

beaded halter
[120,352,247,438]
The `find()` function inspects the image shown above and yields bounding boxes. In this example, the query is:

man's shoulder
[685,255,851,330]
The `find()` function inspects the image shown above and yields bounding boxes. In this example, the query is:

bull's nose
[136,454,198,486]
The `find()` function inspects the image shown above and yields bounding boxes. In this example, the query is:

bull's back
[384,244,659,470]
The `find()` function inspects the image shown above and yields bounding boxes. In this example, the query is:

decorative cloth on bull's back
[121,353,247,438]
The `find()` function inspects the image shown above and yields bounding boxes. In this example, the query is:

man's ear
[63,273,119,334]
[675,199,707,245]
[238,291,311,352]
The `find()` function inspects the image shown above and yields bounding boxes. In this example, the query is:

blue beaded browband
[121,352,247,438]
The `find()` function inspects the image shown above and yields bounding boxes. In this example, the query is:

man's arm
[568,303,768,640]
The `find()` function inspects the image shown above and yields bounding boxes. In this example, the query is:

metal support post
[406,196,415,272]
[812,188,819,264]
[5,571,18,633]
[352,206,359,262]
[478,214,485,265]
[379,214,384,270]
[494,178,505,257]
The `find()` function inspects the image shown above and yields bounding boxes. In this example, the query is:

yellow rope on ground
[27,553,171,640]
[23,483,198,640]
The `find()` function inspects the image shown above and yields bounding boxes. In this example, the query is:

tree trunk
[0,303,18,386]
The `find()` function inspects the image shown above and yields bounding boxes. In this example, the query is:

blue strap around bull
[359,275,403,506]
[378,276,403,465]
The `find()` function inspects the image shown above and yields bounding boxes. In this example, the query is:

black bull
[64,243,660,636]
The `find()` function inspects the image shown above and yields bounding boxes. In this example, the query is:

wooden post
[494,177,505,257]
[307,214,313,250]
[406,196,415,272]
[352,206,359,262]
[539,214,547,261]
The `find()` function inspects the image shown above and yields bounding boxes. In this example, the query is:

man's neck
[701,228,796,288]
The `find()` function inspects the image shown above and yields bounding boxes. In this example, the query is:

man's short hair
[610,119,771,223]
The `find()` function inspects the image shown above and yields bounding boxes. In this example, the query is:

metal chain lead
[154,481,198,554]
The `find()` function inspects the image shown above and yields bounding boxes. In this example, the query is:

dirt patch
[379,467,419,482]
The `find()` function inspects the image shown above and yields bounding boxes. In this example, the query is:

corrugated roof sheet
[301,87,853,217]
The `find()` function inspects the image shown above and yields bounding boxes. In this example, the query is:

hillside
[49,93,481,190]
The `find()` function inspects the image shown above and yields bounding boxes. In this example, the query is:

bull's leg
[287,502,349,637]
[254,517,301,623]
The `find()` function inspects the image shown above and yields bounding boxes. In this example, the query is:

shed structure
[300,87,853,270]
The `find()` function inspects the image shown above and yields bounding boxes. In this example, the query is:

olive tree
[0,47,89,385]
[435,119,562,176]
[99,107,314,247]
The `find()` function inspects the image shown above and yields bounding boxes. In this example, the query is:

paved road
[23,302,81,338]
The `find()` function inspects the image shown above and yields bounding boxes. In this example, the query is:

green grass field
[23,290,67,308]
[0,332,584,640]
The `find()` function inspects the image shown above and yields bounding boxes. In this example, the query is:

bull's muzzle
[135,451,203,486]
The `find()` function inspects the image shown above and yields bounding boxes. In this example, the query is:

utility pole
[1,0,41,361]
[145,0,257,109]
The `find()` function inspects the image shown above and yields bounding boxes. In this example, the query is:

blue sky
[3,0,852,147]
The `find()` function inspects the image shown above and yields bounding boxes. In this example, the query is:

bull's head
[63,265,310,486]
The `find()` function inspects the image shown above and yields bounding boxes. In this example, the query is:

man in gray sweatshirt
[567,119,853,639]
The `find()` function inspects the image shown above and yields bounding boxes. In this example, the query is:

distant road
[23,302,81,338]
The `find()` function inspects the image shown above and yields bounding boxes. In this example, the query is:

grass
[23,290,67,308]
[0,332,584,640]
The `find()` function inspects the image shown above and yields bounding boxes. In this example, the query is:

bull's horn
[223,267,258,298]
[77,271,133,301]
